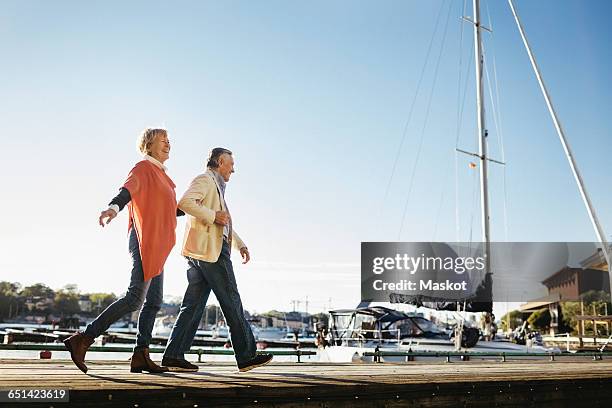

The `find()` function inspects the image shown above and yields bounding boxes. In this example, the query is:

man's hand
[240,247,250,264]
[214,211,230,226]
[99,209,117,227]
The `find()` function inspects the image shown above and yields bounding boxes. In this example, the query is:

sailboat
[319,0,611,362]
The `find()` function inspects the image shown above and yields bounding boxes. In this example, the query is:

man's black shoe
[161,357,199,372]
[238,353,273,372]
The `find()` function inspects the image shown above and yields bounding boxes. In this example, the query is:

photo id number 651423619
[0,389,69,402]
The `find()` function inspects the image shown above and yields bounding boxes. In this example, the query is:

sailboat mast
[473,0,492,275]
[508,0,612,304]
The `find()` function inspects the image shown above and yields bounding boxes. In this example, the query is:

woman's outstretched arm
[99,187,131,227]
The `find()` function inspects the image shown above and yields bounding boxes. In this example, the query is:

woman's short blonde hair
[137,128,167,155]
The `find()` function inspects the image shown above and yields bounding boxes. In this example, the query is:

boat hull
[318,341,560,363]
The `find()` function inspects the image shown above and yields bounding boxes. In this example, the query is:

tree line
[0,281,117,320]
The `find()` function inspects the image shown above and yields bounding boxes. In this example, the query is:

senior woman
[64,128,179,374]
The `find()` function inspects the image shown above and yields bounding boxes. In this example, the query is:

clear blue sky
[1,0,610,314]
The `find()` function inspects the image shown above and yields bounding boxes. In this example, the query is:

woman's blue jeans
[84,227,163,350]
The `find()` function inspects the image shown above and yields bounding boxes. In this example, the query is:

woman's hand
[240,247,250,264]
[99,209,117,227]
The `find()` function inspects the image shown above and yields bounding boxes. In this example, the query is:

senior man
[162,148,272,372]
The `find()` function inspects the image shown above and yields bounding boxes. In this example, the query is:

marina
[0,324,317,351]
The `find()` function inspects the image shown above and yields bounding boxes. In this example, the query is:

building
[24,296,54,312]
[253,311,309,330]
[520,258,611,334]
[78,296,92,313]
[542,267,610,300]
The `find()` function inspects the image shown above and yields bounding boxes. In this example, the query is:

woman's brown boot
[63,332,95,373]
[130,347,169,373]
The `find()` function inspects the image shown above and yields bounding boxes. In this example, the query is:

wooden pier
[1,358,612,407]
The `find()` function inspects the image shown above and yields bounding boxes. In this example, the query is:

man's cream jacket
[178,171,246,262]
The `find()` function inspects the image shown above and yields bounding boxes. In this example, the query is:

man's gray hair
[207,147,233,169]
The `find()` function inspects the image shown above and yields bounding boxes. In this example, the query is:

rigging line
[483,46,508,241]
[483,52,502,151]
[456,43,475,147]
[487,32,506,166]
[483,54,501,180]
[484,0,494,32]
[500,143,509,239]
[468,160,478,245]
[379,0,448,214]
[445,0,471,243]
[489,40,510,243]
[484,0,509,243]
[455,0,469,242]
[482,50,507,241]
[455,41,475,242]
[454,151,460,242]
[455,0,469,142]
[432,190,445,241]
[433,153,456,241]
[455,0,473,148]
[483,0,501,150]
[482,0,498,125]
[398,0,454,240]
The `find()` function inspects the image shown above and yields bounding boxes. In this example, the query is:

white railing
[543,333,571,352]
[332,328,401,347]
[542,332,612,352]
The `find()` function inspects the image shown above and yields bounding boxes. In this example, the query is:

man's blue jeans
[163,241,256,365]
[84,228,164,350]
